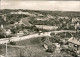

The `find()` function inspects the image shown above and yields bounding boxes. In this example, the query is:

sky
[1,0,80,11]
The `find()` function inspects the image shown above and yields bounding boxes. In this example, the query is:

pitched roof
[68,37,80,45]
[44,37,52,46]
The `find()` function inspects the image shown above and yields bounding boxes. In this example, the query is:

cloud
[1,1,80,11]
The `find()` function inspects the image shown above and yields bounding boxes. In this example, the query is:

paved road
[0,32,51,44]
[0,30,77,44]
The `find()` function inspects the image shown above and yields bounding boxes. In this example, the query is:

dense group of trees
[29,19,60,26]
[6,14,28,24]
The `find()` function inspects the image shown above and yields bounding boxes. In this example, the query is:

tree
[0,33,6,38]
[11,27,18,34]
[46,44,56,53]
[41,37,46,42]
[9,41,16,45]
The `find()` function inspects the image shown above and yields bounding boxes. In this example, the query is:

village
[0,9,80,57]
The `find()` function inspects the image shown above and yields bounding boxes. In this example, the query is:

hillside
[0,9,80,57]
[0,37,68,57]
[0,9,80,16]
[0,9,80,31]
[21,17,32,26]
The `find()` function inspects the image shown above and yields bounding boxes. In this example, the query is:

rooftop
[68,37,80,45]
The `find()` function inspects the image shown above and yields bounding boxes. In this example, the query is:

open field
[0,37,71,57]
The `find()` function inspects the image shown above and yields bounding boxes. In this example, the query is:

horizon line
[1,9,80,12]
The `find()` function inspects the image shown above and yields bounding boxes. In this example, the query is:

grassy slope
[0,37,55,57]
[0,37,72,57]
[16,37,52,57]
[15,37,69,57]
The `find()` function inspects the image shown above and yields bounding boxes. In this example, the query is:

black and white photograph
[0,0,80,57]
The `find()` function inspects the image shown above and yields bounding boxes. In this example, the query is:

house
[36,17,48,21]
[72,17,79,23]
[53,43,60,53]
[5,29,12,36]
[43,37,60,53]
[64,16,69,19]
[68,37,80,54]
[2,28,12,36]
[35,25,58,30]
[47,14,53,19]
[43,37,52,50]
[16,31,24,37]
[37,13,44,17]
[36,18,45,21]
[2,14,6,21]
[75,22,80,30]
[58,16,65,19]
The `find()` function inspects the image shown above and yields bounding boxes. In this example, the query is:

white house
[75,22,80,30]
[68,37,80,54]
[72,17,79,23]
[16,31,24,37]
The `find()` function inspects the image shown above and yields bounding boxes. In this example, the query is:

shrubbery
[10,41,16,45]
[46,44,56,53]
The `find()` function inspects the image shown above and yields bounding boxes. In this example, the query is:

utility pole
[6,42,8,57]
[0,0,8,57]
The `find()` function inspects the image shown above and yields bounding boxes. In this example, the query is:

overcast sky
[1,0,80,11]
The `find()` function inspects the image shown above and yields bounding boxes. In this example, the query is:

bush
[50,32,55,36]
[11,27,18,34]
[46,44,56,53]
[0,33,6,38]
[41,37,46,42]
[10,41,16,45]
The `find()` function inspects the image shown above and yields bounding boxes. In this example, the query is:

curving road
[0,30,77,44]
[0,32,51,44]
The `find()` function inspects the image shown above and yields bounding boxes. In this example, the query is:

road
[0,30,77,44]
[0,32,51,44]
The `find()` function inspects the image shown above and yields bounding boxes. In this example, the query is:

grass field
[15,37,52,57]
[0,37,71,57]
[0,37,52,57]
